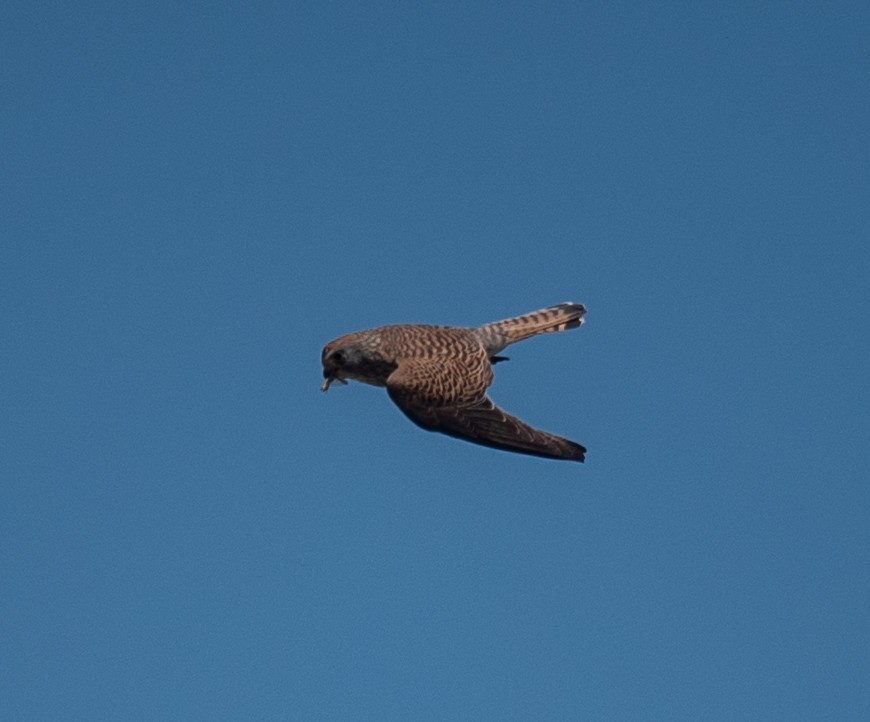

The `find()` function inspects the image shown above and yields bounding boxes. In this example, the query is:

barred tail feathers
[476,302,587,352]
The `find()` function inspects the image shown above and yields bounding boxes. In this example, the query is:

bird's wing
[386,358,585,462]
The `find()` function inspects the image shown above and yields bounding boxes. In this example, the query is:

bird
[320,302,587,462]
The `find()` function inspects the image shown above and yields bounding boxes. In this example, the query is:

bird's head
[320,331,397,391]
[320,340,362,391]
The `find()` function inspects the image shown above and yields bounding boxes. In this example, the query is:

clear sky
[3,2,869,719]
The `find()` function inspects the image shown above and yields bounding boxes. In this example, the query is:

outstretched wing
[386,357,585,462]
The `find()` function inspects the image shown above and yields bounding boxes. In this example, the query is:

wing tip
[564,442,586,462]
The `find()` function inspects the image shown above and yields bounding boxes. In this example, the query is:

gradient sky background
[3,2,869,719]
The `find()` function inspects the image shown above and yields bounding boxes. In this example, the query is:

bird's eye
[332,350,345,366]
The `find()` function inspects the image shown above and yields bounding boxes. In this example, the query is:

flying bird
[321,303,587,462]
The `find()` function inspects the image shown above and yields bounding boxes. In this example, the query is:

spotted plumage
[321,303,587,462]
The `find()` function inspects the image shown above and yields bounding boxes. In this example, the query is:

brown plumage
[321,303,587,462]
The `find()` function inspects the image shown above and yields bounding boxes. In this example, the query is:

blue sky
[2,2,869,719]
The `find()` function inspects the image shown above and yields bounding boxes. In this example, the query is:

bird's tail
[475,302,587,353]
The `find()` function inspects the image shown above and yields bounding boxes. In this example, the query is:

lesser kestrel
[321,303,587,462]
